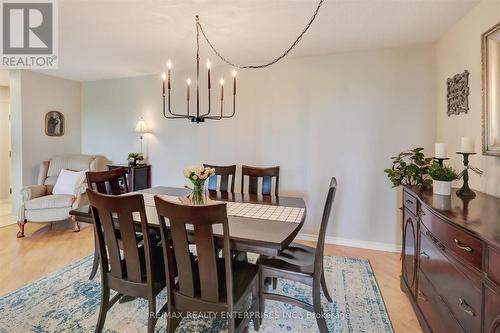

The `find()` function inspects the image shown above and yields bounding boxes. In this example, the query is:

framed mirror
[482,23,500,156]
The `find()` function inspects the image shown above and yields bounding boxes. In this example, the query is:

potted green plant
[127,152,142,166]
[428,164,458,196]
[384,147,433,188]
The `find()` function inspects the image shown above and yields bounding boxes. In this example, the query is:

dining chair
[241,165,280,196]
[85,168,131,280]
[154,197,261,333]
[257,177,337,333]
[203,164,236,192]
[87,190,166,333]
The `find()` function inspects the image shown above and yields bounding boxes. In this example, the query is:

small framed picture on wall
[45,111,64,136]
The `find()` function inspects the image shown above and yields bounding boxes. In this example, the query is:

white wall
[0,86,10,199]
[82,44,436,249]
[436,0,500,197]
[9,70,82,213]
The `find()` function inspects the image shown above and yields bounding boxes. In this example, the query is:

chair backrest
[86,168,128,195]
[314,177,338,275]
[154,197,233,307]
[241,165,280,196]
[87,189,153,285]
[203,164,236,192]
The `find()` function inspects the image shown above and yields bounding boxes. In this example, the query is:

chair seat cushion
[25,194,75,210]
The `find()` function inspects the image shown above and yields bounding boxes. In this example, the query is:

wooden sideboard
[401,186,500,333]
[107,164,151,192]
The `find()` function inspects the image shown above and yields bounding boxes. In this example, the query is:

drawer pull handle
[458,298,476,317]
[418,210,426,217]
[405,199,414,205]
[417,291,428,302]
[420,251,430,260]
[454,239,473,252]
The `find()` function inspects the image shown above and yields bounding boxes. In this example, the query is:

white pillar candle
[460,137,475,153]
[435,143,448,158]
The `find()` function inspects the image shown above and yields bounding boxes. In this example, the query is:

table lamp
[134,117,150,154]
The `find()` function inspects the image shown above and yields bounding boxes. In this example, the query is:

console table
[401,186,500,333]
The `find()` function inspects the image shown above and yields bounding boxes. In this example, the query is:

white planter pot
[433,180,452,196]
[433,193,451,210]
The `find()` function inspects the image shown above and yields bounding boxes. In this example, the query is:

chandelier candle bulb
[166,60,172,89]
[460,137,475,153]
[435,143,448,158]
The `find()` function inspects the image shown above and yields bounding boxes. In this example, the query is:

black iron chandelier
[161,0,324,123]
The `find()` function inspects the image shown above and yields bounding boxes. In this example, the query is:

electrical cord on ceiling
[196,0,324,69]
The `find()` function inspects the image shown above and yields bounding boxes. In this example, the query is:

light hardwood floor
[0,198,15,228]
[0,221,422,333]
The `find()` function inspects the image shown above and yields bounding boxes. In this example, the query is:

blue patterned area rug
[0,255,393,333]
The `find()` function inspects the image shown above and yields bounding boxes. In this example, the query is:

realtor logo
[0,0,58,68]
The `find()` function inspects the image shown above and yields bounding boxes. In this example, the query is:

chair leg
[95,286,110,333]
[89,249,99,280]
[321,270,333,303]
[252,280,260,331]
[17,220,26,238]
[259,271,266,320]
[166,310,181,333]
[147,297,157,333]
[89,230,99,280]
[228,317,236,333]
[312,279,329,333]
[73,217,81,232]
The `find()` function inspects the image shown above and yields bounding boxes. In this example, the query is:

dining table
[70,186,307,257]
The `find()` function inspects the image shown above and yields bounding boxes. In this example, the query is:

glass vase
[190,180,206,205]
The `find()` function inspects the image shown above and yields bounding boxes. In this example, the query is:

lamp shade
[135,118,149,134]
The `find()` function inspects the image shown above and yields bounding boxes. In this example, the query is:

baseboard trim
[296,233,401,253]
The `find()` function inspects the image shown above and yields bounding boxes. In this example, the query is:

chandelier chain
[196,0,324,69]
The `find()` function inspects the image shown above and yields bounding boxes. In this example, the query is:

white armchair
[17,154,110,238]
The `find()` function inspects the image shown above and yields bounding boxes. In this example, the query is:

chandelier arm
[196,0,323,69]
[200,88,212,117]
[220,95,235,118]
[162,92,190,118]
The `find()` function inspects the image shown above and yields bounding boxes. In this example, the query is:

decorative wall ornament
[45,111,64,136]
[447,70,469,116]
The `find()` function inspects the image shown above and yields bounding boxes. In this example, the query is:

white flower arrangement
[184,166,216,182]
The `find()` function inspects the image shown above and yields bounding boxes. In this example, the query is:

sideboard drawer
[484,284,500,333]
[488,247,500,286]
[421,206,483,270]
[403,190,418,216]
[420,230,481,333]
[417,269,465,333]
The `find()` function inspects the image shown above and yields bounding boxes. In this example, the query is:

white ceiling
[42,0,479,82]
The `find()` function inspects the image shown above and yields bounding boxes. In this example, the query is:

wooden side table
[107,164,151,192]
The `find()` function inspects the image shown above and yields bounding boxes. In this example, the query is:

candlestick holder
[456,152,476,198]
[433,157,450,166]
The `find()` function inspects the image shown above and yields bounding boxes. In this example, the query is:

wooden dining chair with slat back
[257,177,337,333]
[87,190,166,333]
[203,164,236,192]
[85,168,131,280]
[241,165,280,196]
[154,197,261,333]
